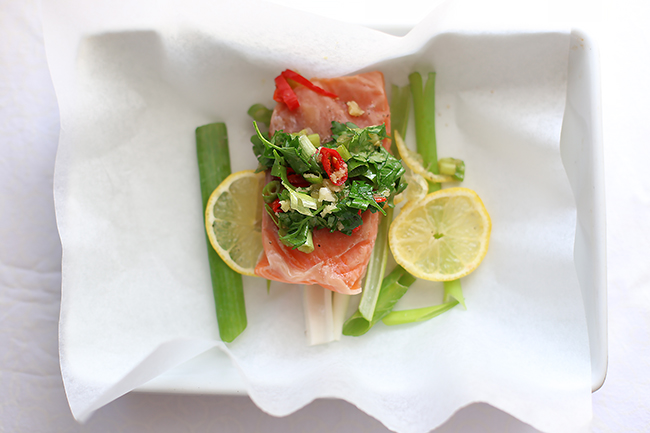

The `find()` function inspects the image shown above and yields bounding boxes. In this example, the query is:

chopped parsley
[252,121,407,252]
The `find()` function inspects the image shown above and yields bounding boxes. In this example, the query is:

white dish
[560,28,607,391]
[135,27,607,395]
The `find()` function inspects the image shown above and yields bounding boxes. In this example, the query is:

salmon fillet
[270,71,391,144]
[254,71,391,295]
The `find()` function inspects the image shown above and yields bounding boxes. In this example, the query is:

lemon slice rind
[394,130,455,184]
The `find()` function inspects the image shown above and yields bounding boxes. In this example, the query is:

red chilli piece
[273,74,299,111]
[273,69,338,111]
[285,167,310,188]
[271,199,283,213]
[281,69,338,99]
[287,174,310,188]
[319,147,348,186]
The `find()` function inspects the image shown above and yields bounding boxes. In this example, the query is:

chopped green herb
[251,121,407,252]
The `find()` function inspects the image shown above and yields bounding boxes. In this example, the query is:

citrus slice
[389,187,491,281]
[394,130,454,183]
[205,170,265,276]
[394,166,428,206]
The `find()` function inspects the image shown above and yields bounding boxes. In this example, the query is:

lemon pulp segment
[205,170,265,276]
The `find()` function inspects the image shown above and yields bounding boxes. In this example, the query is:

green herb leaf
[348,181,386,215]
[252,120,406,252]
[279,218,312,250]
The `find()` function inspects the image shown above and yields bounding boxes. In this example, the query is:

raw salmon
[270,71,391,143]
[255,71,391,295]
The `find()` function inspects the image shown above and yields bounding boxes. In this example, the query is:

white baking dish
[135,27,607,395]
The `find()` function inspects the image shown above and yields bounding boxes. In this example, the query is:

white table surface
[2,0,649,432]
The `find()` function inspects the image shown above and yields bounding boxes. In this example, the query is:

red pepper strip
[374,196,387,203]
[273,69,338,111]
[271,198,283,213]
[273,74,300,111]
[319,147,348,186]
[271,168,309,187]
[285,167,311,188]
[287,174,310,188]
[281,70,338,99]
[352,209,363,233]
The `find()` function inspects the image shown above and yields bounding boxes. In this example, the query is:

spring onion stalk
[390,84,411,155]
[358,207,393,321]
[342,265,416,336]
[296,230,314,254]
[335,144,352,161]
[303,285,334,345]
[438,157,465,181]
[409,72,440,193]
[304,172,323,184]
[303,287,351,344]
[410,71,466,304]
[332,292,351,341]
[298,134,318,160]
[247,103,273,127]
[382,300,459,326]
[196,123,247,342]
[307,133,320,147]
[356,82,413,322]
[262,180,281,203]
[443,279,466,308]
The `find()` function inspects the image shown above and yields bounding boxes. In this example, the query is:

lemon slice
[394,130,454,184]
[394,167,428,206]
[389,187,491,281]
[405,170,429,202]
[205,170,265,276]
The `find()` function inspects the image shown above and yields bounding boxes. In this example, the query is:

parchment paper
[43,0,592,431]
